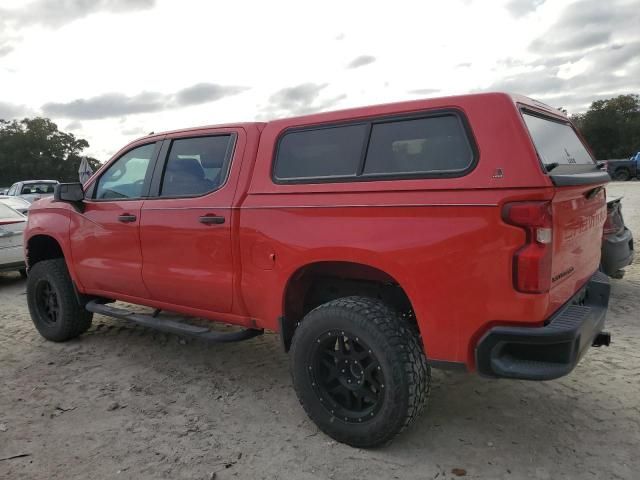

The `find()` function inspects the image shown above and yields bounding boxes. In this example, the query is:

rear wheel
[290,296,430,448]
[27,259,93,342]
[613,168,631,181]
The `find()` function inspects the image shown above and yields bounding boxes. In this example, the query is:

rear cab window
[20,182,57,194]
[273,111,476,183]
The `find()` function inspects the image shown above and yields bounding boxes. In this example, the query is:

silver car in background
[0,195,31,215]
[5,180,59,204]
[0,202,27,277]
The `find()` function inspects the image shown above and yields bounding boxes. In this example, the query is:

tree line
[0,118,100,187]
[1,94,639,187]
[570,94,640,160]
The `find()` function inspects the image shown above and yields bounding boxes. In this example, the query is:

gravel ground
[1,182,638,480]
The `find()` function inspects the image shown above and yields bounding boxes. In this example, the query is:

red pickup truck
[24,92,612,447]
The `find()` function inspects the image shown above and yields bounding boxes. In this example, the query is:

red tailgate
[549,185,607,311]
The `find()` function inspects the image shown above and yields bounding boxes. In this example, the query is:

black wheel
[19,268,27,279]
[613,168,630,181]
[27,258,93,342]
[290,296,430,448]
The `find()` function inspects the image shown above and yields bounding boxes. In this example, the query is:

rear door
[522,111,609,307]
[139,129,242,313]
[71,141,161,298]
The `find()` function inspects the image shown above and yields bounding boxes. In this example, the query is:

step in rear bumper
[475,271,610,380]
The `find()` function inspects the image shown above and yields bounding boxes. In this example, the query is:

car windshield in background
[522,112,594,168]
[20,182,57,194]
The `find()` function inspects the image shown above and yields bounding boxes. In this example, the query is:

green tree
[0,117,100,186]
[571,94,640,160]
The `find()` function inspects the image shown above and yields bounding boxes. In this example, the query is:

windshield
[522,112,594,168]
[20,182,57,194]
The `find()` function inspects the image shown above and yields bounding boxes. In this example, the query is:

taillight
[603,216,617,235]
[603,204,622,235]
[503,201,553,294]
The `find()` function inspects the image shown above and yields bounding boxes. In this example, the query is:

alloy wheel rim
[308,330,385,423]
[36,280,60,325]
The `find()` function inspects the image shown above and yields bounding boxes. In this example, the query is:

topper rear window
[522,113,594,168]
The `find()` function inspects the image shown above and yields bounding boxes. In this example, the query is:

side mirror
[54,183,85,212]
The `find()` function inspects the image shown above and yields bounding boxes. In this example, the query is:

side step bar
[85,300,263,343]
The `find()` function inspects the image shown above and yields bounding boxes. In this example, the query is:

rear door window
[159,135,235,197]
[522,113,594,167]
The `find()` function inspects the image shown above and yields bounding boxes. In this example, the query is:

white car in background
[0,195,31,215]
[0,202,27,278]
[5,180,59,204]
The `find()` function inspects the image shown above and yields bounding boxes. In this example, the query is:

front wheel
[27,258,93,342]
[290,296,430,448]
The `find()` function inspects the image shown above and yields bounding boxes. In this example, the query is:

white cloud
[0,0,638,161]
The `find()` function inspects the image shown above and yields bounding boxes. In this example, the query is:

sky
[1,0,639,161]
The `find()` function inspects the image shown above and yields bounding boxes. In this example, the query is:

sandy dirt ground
[1,182,639,480]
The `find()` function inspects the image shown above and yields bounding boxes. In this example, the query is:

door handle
[118,214,137,223]
[199,215,225,225]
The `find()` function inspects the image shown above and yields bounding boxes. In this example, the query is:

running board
[85,300,263,343]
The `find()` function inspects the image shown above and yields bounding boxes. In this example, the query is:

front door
[139,131,241,313]
[71,141,160,298]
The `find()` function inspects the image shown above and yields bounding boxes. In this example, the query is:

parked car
[601,195,634,278]
[0,202,27,277]
[606,155,639,181]
[24,92,612,447]
[5,180,59,203]
[0,187,9,195]
[0,195,31,215]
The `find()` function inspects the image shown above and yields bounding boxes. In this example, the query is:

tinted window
[20,182,57,194]
[523,113,594,166]
[364,115,473,175]
[160,135,234,197]
[95,143,155,199]
[274,124,367,180]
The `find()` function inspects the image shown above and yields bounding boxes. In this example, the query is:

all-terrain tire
[290,296,430,448]
[27,258,93,342]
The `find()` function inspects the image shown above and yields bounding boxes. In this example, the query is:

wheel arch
[280,260,419,352]
[26,234,65,269]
